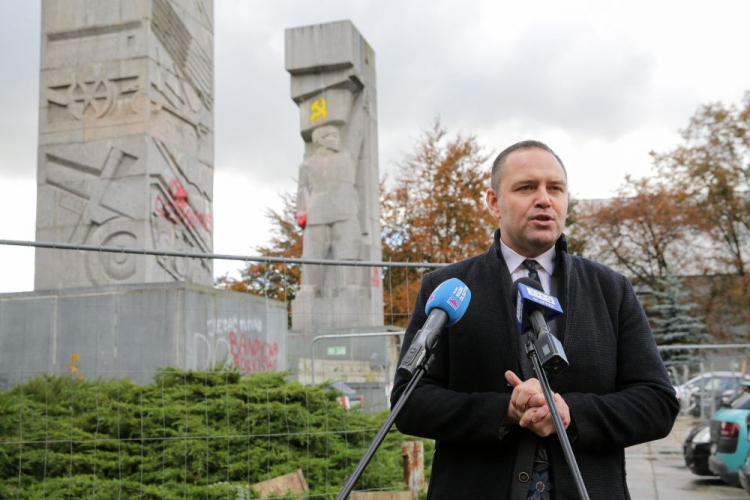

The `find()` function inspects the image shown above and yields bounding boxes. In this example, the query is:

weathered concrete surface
[625,417,749,499]
[286,21,383,330]
[36,0,214,289]
[0,282,286,387]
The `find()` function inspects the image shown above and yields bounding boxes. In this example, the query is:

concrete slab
[625,417,749,499]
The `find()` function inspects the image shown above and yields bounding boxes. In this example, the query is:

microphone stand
[525,335,590,500]
[334,355,433,500]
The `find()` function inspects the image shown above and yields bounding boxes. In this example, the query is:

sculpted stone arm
[296,163,309,229]
[392,273,515,447]
[562,274,679,451]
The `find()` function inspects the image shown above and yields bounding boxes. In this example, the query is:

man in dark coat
[391,140,679,499]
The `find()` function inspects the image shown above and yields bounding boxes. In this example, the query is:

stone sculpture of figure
[296,125,363,299]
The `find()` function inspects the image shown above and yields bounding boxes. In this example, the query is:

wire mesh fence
[0,239,749,498]
[0,240,441,499]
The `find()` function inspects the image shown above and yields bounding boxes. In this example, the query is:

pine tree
[649,272,708,368]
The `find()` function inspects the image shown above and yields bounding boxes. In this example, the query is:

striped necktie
[521,258,555,499]
[522,259,541,285]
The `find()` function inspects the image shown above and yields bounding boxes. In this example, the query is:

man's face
[318,129,341,152]
[485,148,568,257]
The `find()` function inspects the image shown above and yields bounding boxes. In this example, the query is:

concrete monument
[296,125,361,295]
[286,21,384,330]
[0,1,290,388]
[0,283,288,388]
[34,0,214,290]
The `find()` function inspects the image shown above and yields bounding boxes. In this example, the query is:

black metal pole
[335,362,428,500]
[526,338,590,500]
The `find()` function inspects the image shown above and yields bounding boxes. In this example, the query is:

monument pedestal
[0,282,287,389]
[291,294,382,331]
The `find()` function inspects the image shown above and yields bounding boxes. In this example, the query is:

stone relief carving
[149,139,212,283]
[85,224,140,284]
[45,147,138,242]
[45,75,140,123]
[43,145,143,285]
[152,0,213,111]
[195,0,213,30]
[35,0,214,290]
[150,65,211,137]
[296,125,363,299]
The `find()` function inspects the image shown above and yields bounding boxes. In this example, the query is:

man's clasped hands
[503,370,571,437]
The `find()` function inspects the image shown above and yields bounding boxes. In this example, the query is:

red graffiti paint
[169,179,188,203]
[229,331,279,374]
[371,267,381,288]
[155,179,212,231]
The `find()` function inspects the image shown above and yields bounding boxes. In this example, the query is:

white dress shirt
[500,240,556,294]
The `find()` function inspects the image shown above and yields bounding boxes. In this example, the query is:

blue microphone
[398,278,471,380]
[512,277,568,375]
[512,277,563,334]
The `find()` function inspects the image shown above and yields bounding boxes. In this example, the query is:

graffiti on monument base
[229,331,279,374]
[155,178,212,232]
[66,353,83,381]
[188,316,279,375]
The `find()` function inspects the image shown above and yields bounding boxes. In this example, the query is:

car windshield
[730,391,750,409]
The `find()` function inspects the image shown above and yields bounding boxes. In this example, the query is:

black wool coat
[391,230,679,500]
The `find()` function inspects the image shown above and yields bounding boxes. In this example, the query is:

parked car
[683,420,713,475]
[708,381,750,486]
[740,445,750,495]
[675,371,750,417]
[329,381,364,409]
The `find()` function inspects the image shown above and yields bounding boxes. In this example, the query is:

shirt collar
[499,239,556,276]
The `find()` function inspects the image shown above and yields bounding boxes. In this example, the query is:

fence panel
[0,240,441,499]
[2,239,749,497]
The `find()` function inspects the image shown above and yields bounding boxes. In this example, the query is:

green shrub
[0,369,431,499]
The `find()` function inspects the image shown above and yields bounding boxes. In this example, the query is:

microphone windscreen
[511,276,544,306]
[511,278,564,334]
[425,278,471,327]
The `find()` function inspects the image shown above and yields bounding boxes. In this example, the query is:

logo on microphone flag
[515,282,563,334]
[424,278,472,327]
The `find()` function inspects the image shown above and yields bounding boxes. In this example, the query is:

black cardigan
[391,231,679,499]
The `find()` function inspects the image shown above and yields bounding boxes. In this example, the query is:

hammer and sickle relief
[309,98,328,123]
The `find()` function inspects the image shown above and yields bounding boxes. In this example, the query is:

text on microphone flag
[514,282,563,334]
[527,287,555,305]
[516,290,524,324]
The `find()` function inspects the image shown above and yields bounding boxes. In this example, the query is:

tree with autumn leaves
[574,93,750,343]
[653,95,750,342]
[380,120,495,325]
[573,177,707,288]
[231,97,750,344]
[220,192,302,304]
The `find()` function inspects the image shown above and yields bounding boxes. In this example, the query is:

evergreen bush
[0,368,431,499]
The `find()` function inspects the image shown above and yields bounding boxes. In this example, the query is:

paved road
[626,416,749,499]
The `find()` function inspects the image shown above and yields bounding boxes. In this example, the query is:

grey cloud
[0,1,41,179]
[373,19,658,141]
[212,1,488,183]
[0,1,686,190]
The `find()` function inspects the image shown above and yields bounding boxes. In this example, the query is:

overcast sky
[2,0,750,292]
